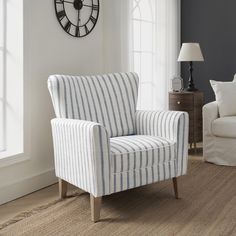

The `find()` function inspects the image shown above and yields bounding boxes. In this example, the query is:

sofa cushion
[212,116,236,138]
[210,80,236,117]
[110,135,176,174]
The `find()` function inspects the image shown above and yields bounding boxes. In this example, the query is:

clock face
[54,0,99,37]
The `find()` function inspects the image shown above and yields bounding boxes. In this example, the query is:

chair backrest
[48,72,139,138]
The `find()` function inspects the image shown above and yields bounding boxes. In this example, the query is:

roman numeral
[90,16,96,24]
[64,21,72,33]
[75,26,80,37]
[85,25,89,34]
[57,10,66,21]
[92,4,99,11]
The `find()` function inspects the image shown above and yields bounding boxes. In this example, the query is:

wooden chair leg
[172,177,179,199]
[90,194,102,223]
[59,178,68,199]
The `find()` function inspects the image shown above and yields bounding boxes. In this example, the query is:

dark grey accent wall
[181,0,236,103]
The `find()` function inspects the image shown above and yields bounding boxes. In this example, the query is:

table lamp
[178,43,204,91]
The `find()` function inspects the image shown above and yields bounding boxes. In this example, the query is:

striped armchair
[48,72,189,222]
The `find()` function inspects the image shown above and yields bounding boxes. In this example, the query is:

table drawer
[169,94,194,111]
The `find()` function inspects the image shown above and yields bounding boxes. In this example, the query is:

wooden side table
[169,91,204,151]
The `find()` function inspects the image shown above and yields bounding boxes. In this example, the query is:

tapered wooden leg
[59,178,68,199]
[172,177,179,199]
[90,195,102,222]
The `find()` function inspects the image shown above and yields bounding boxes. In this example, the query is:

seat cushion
[110,135,176,173]
[212,116,236,138]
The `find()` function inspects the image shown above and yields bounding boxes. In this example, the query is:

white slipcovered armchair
[203,102,236,166]
[48,72,189,222]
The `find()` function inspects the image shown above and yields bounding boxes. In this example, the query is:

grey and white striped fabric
[109,135,176,193]
[110,135,175,173]
[135,111,189,176]
[51,118,110,197]
[48,73,189,197]
[48,72,139,138]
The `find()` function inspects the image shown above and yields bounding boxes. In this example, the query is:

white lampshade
[178,43,204,62]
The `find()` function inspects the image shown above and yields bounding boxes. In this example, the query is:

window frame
[0,0,24,163]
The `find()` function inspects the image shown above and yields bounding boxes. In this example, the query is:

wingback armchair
[48,72,189,222]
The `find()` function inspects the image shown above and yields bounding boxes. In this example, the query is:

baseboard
[0,169,58,205]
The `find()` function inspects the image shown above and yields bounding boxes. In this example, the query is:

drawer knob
[177,101,181,105]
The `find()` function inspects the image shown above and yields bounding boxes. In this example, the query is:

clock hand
[83,4,92,8]
[77,9,80,27]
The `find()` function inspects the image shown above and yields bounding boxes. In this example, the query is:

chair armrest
[203,101,219,136]
[135,110,189,176]
[51,118,110,197]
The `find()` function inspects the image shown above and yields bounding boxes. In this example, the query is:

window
[131,0,157,109]
[0,0,23,159]
[131,0,181,110]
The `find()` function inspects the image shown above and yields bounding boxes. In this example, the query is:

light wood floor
[0,180,74,225]
[0,148,235,236]
[0,148,202,224]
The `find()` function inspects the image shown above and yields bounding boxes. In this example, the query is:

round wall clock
[54,0,100,38]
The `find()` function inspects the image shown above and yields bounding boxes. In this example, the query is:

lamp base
[185,61,198,92]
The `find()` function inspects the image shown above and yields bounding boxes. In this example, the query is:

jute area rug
[0,160,236,236]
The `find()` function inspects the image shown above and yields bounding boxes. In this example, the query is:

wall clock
[54,0,100,37]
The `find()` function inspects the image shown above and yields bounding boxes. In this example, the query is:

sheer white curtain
[131,0,181,110]
[103,0,181,110]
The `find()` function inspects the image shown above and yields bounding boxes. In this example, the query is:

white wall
[0,0,106,204]
[102,0,130,73]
